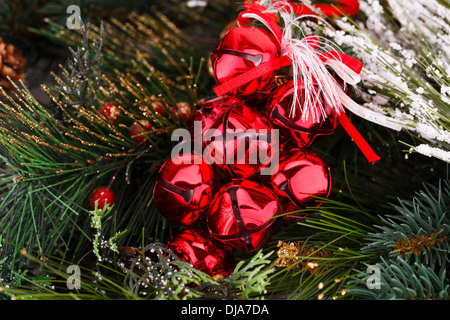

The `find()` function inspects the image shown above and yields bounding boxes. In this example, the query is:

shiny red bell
[167,228,235,277]
[268,148,331,220]
[190,96,241,137]
[152,153,215,226]
[266,79,338,148]
[203,103,277,180]
[207,180,280,252]
[211,26,280,100]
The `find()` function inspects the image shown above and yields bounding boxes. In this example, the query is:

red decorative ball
[89,186,115,209]
[207,180,280,252]
[168,228,235,277]
[98,102,121,123]
[269,148,331,219]
[145,99,166,116]
[211,26,279,100]
[266,80,337,148]
[153,153,215,226]
[130,119,153,143]
[203,103,276,179]
[173,102,191,122]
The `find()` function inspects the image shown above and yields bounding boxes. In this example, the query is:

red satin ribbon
[213,56,291,97]
[270,0,360,17]
[319,51,363,74]
[337,112,380,164]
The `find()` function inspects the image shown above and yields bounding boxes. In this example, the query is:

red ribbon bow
[214,1,381,164]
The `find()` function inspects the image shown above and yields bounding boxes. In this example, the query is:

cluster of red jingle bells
[89,0,363,277]
[151,1,364,277]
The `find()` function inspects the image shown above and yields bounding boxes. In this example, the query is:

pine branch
[266,240,365,300]
[225,251,275,299]
[258,188,378,300]
[0,242,221,300]
[347,180,450,299]
[56,22,104,107]
[0,15,206,279]
[363,180,450,270]
[348,256,449,300]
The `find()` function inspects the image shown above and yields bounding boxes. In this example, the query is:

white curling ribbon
[334,82,405,131]
[323,58,361,86]
[240,12,283,47]
[282,37,346,121]
[323,58,406,131]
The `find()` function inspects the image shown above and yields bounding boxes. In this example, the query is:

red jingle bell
[207,180,280,253]
[89,186,115,209]
[168,228,235,277]
[266,79,338,149]
[203,103,277,180]
[153,153,215,226]
[190,96,241,137]
[269,148,331,220]
[211,26,280,100]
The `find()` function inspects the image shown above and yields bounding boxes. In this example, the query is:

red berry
[98,102,121,123]
[173,102,191,121]
[130,120,153,143]
[90,186,115,209]
[142,100,166,117]
[151,100,166,116]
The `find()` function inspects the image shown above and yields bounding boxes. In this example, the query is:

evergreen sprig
[348,256,449,300]
[226,251,275,300]
[347,180,450,299]
[363,180,450,270]
[261,190,378,300]
[56,22,104,107]
[122,243,220,300]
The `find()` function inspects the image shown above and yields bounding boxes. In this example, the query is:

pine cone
[0,37,26,94]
